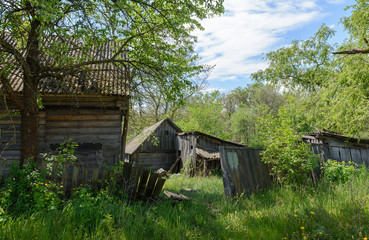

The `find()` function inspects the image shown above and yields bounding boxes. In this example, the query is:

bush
[0,161,63,214]
[322,159,357,183]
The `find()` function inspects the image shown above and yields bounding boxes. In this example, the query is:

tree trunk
[20,78,39,165]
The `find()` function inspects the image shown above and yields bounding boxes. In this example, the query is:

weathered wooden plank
[71,164,80,190]
[40,159,47,172]
[350,148,362,164]
[219,146,235,199]
[145,173,158,198]
[82,165,89,184]
[329,146,341,161]
[339,147,351,162]
[45,127,120,135]
[62,163,70,196]
[122,162,132,191]
[46,120,120,128]
[51,161,59,179]
[361,149,369,166]
[92,167,100,182]
[152,178,166,198]
[46,109,120,116]
[137,169,150,199]
[0,159,7,178]
[128,166,140,199]
[46,115,121,121]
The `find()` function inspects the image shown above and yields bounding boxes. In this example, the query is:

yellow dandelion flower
[310,211,315,215]
[301,227,304,230]
[363,238,367,240]
[45,183,48,186]
[8,189,12,192]
[45,198,49,200]
[294,214,298,217]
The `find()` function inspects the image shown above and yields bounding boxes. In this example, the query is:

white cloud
[193,0,325,82]
[201,87,226,93]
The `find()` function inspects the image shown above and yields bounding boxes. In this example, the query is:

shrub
[322,159,356,183]
[0,161,63,214]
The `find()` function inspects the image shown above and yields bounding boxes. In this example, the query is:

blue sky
[193,0,355,92]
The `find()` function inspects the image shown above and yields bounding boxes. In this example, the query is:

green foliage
[41,139,78,163]
[323,159,357,183]
[258,99,319,184]
[177,91,231,140]
[251,25,335,90]
[0,162,62,214]
[2,172,369,239]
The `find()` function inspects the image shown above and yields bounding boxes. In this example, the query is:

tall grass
[1,169,369,239]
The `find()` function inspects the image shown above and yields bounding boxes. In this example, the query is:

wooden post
[120,107,129,162]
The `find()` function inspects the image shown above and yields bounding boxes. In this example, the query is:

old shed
[177,131,244,176]
[125,118,182,170]
[303,131,369,166]
[0,39,130,176]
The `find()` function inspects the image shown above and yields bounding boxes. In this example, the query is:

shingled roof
[1,34,130,96]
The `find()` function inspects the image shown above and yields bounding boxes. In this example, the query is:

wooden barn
[177,131,244,176]
[303,131,369,165]
[0,40,130,176]
[125,118,182,170]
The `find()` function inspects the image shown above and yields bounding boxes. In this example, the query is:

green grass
[1,169,369,239]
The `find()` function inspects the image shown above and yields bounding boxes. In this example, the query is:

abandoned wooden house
[125,118,182,170]
[0,38,130,176]
[177,131,244,176]
[303,131,369,166]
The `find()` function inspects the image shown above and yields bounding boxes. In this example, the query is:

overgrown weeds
[1,166,369,239]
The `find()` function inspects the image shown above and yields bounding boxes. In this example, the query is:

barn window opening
[190,145,193,149]
[165,130,169,135]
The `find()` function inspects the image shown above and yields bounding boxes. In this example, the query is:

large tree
[0,0,224,164]
[252,22,369,137]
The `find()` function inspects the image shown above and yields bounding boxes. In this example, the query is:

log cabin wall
[0,110,46,176]
[0,96,128,176]
[45,107,122,168]
[130,120,179,170]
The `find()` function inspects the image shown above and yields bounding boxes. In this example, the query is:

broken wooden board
[163,190,191,201]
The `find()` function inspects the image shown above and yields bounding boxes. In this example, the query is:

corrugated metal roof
[126,118,182,154]
[1,34,129,96]
[196,148,219,160]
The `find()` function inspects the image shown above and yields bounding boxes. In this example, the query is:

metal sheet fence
[220,146,271,199]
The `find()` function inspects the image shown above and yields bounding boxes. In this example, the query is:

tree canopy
[0,0,224,162]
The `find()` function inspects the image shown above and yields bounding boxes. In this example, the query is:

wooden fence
[219,146,271,198]
[310,143,369,166]
[0,159,166,200]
